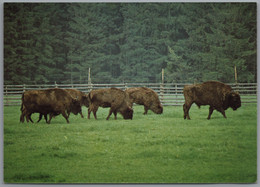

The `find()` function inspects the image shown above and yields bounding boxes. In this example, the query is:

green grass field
[4,104,257,183]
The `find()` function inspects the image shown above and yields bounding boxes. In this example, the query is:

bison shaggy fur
[183,81,241,120]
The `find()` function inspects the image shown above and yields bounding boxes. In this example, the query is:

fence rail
[3,83,257,106]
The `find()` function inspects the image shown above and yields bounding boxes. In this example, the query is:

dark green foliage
[4,3,256,84]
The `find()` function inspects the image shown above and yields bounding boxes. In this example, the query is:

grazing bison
[183,81,241,120]
[20,88,82,124]
[88,88,133,120]
[125,87,163,115]
[37,89,89,122]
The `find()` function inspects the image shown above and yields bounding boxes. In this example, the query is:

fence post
[55,82,58,88]
[160,83,164,104]
[160,69,165,104]
[124,82,128,90]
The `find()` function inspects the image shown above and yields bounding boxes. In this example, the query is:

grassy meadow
[3,104,257,183]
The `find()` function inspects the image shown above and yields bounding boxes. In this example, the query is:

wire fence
[3,82,257,106]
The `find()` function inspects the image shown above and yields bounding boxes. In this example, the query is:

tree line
[4,3,256,84]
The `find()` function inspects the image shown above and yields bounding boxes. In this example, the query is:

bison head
[122,106,133,120]
[82,94,90,107]
[229,91,241,111]
[150,103,163,114]
[71,98,82,115]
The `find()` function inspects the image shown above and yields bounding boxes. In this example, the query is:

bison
[87,88,133,120]
[37,89,89,122]
[125,87,163,115]
[183,81,241,120]
[20,88,82,124]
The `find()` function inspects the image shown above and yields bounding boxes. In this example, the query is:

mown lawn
[3,104,257,183]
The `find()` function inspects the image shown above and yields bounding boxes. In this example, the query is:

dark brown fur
[183,81,241,120]
[87,88,133,120]
[125,87,163,114]
[20,88,81,124]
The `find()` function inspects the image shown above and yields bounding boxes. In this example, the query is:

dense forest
[4,3,256,84]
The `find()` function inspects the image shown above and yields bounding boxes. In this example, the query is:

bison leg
[207,106,214,120]
[219,108,227,119]
[20,110,26,123]
[183,104,186,119]
[25,113,34,123]
[113,111,117,120]
[106,109,113,120]
[47,113,56,124]
[183,103,192,120]
[25,115,29,123]
[106,106,116,120]
[20,115,24,123]
[93,106,99,120]
[28,114,34,123]
[93,109,98,120]
[38,114,48,123]
[80,111,84,118]
[87,107,92,119]
[25,115,31,123]
[143,106,148,115]
[61,111,70,123]
[44,114,48,123]
[88,104,98,119]
[37,114,43,123]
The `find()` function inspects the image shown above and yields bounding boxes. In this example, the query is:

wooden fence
[3,82,257,106]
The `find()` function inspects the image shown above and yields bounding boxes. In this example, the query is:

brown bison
[87,88,133,120]
[183,81,241,120]
[37,89,89,122]
[125,87,163,114]
[20,88,82,124]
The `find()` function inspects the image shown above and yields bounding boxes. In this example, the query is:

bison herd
[20,81,241,124]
